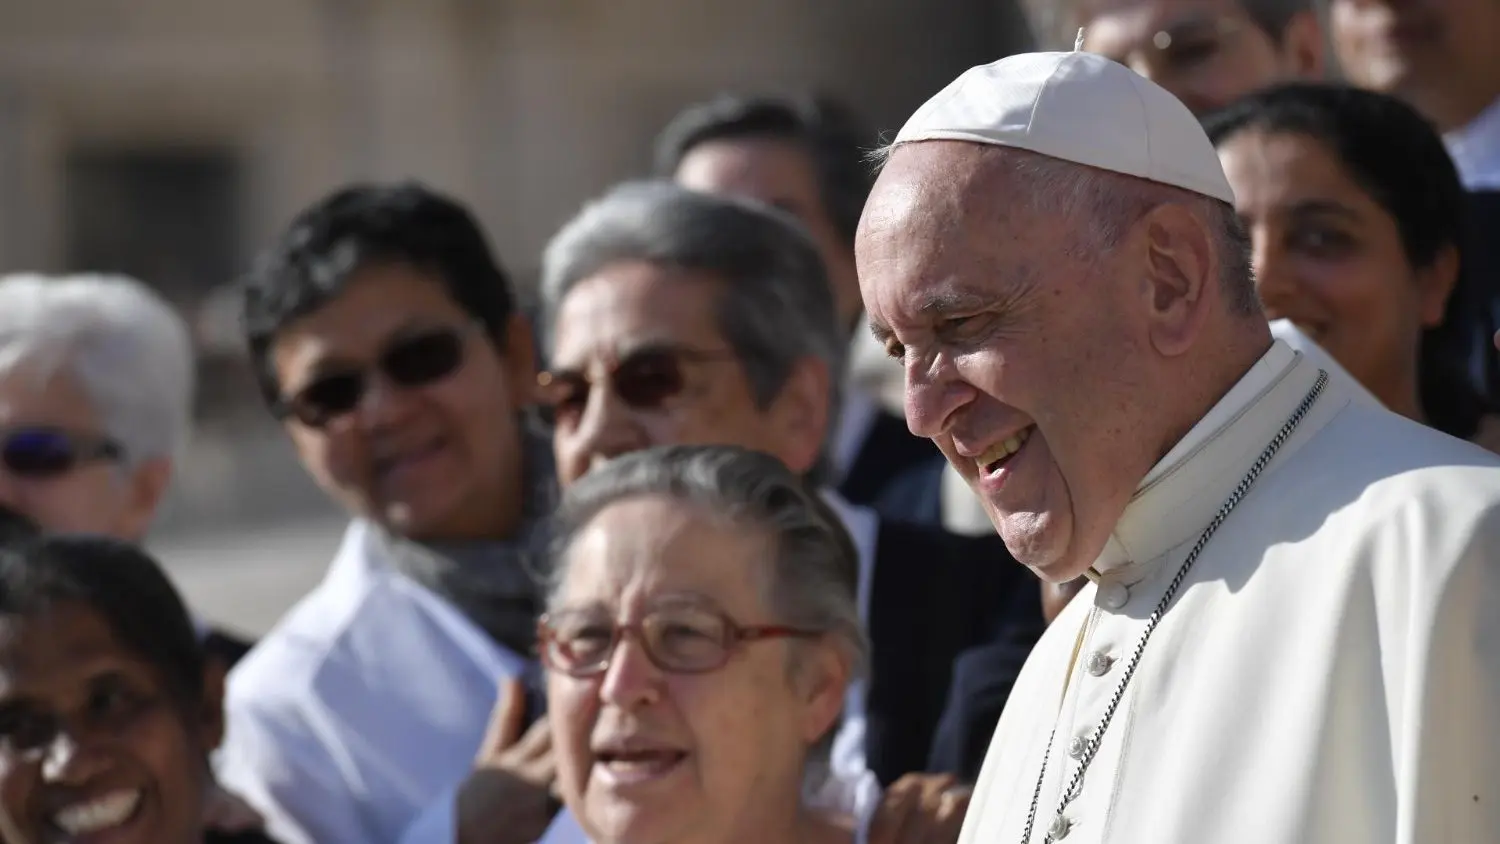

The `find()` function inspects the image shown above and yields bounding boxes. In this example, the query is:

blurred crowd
[0,1,1496,843]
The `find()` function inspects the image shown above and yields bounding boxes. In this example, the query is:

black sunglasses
[275,325,478,428]
[0,427,125,478]
[534,345,734,428]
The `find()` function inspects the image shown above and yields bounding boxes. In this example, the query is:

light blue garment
[217,519,534,844]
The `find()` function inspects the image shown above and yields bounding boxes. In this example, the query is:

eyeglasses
[0,427,124,478]
[274,325,480,428]
[538,603,821,677]
[535,345,734,429]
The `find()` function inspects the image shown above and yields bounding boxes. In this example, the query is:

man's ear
[767,356,832,476]
[1138,203,1217,357]
[500,313,540,407]
[1280,9,1327,80]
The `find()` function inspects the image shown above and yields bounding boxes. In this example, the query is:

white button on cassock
[1097,581,1129,610]
[1049,814,1073,840]
[1067,735,1089,759]
[1084,651,1113,676]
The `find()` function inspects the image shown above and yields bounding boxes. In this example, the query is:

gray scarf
[374,427,558,657]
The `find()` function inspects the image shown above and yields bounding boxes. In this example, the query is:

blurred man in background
[1025,0,1324,116]
[655,95,947,521]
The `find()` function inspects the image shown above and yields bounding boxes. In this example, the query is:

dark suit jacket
[926,591,1047,783]
[1436,190,1500,411]
[838,408,941,511]
[870,454,947,527]
[862,519,1042,786]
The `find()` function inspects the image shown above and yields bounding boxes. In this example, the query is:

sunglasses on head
[275,324,479,428]
[535,344,734,428]
[0,427,125,478]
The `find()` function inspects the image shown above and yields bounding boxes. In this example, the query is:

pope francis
[855,47,1500,844]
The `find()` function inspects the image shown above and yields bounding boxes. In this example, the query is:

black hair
[1204,82,1487,438]
[0,535,205,706]
[652,94,874,249]
[240,182,518,408]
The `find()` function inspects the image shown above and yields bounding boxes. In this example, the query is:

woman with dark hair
[1206,82,1500,449]
[0,534,279,844]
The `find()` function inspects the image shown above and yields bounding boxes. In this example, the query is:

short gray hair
[540,181,846,483]
[0,274,195,464]
[548,444,869,782]
[867,144,1259,315]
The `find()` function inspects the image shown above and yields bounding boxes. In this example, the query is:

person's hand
[1493,329,1499,353]
[455,678,559,844]
[201,783,264,834]
[867,773,971,844]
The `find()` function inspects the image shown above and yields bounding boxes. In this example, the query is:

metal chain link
[1019,369,1328,844]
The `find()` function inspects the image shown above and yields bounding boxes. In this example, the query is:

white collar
[1445,95,1500,190]
[1093,340,1311,582]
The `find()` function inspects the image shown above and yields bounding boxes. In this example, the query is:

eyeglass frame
[0,426,126,478]
[533,342,737,428]
[536,604,823,678]
[270,320,487,428]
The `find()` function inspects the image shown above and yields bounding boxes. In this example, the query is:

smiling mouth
[51,789,142,837]
[594,748,689,784]
[373,438,448,481]
[975,426,1034,476]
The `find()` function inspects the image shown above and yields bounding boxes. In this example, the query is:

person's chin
[582,788,693,844]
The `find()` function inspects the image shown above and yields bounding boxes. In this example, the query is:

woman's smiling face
[0,602,220,844]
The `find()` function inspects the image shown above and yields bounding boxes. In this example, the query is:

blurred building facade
[0,0,1031,536]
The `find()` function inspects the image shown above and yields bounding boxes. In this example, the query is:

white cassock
[960,338,1500,844]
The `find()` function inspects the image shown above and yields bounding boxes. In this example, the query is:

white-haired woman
[535,444,877,844]
[0,272,255,655]
[0,273,192,539]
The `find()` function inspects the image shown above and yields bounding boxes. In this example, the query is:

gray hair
[867,143,1259,316]
[0,274,195,464]
[540,181,846,484]
[548,444,870,784]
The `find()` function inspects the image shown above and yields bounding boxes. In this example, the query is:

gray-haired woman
[537,444,876,844]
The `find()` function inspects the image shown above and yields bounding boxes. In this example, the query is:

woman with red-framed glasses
[533,444,873,844]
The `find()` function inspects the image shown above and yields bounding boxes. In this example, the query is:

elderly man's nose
[904,363,968,439]
[572,388,645,463]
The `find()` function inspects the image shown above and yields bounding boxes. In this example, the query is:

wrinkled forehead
[549,262,732,367]
[554,495,772,612]
[857,143,1053,333]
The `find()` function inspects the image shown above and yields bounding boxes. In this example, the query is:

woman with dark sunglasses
[221,183,560,844]
[0,533,282,844]
[0,274,255,664]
